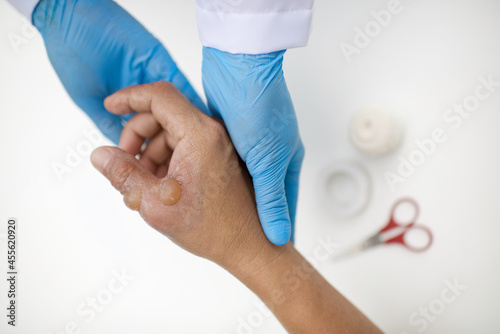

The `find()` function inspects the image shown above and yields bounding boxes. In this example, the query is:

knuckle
[209,120,227,139]
[152,80,175,93]
[206,120,229,145]
[108,159,136,192]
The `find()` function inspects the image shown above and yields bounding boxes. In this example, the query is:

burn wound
[159,178,182,206]
[123,186,142,211]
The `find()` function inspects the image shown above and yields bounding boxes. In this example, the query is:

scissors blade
[331,243,365,261]
[379,226,409,243]
[331,234,382,261]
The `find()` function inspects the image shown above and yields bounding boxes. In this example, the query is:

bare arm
[231,243,380,333]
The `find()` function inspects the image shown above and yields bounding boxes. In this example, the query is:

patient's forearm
[229,243,382,333]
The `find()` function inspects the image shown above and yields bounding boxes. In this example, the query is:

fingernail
[91,147,112,173]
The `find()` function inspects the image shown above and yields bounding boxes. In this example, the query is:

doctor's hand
[202,47,304,246]
[90,82,380,334]
[32,0,207,144]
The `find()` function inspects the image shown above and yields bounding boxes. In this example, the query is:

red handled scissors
[334,198,433,260]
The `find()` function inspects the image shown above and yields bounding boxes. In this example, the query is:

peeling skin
[159,177,182,206]
[123,187,142,211]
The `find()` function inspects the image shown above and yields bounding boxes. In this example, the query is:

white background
[1,0,500,333]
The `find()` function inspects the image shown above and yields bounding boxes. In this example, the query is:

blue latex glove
[32,0,207,144]
[202,47,304,246]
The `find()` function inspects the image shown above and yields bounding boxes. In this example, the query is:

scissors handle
[385,225,433,252]
[381,197,420,232]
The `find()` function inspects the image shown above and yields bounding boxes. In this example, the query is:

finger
[90,146,158,211]
[155,164,169,179]
[139,132,172,174]
[252,169,291,246]
[104,81,204,143]
[143,44,212,117]
[119,113,162,156]
[284,146,305,243]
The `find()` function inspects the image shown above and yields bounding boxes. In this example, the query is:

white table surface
[1,0,499,333]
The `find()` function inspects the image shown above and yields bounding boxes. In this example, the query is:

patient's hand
[91,81,270,269]
[91,82,381,334]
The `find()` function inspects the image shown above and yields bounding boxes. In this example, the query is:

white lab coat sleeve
[196,0,314,54]
[6,0,39,21]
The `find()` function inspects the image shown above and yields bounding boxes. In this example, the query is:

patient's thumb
[91,146,157,210]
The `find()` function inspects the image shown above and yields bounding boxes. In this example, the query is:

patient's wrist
[227,241,295,301]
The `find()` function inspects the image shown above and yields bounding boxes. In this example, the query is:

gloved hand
[202,47,304,246]
[32,0,207,144]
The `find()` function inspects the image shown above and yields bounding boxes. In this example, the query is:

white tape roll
[350,108,404,156]
[320,162,371,218]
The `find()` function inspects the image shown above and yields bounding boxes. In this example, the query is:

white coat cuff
[196,5,312,54]
[6,0,40,22]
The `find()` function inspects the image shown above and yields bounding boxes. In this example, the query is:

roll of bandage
[320,161,371,218]
[350,108,404,156]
